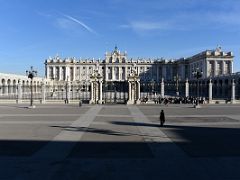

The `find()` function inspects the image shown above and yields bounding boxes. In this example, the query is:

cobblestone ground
[0,104,240,180]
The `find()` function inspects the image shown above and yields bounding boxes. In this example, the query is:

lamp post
[150,79,155,99]
[90,70,102,104]
[192,68,203,107]
[174,74,181,96]
[26,66,37,107]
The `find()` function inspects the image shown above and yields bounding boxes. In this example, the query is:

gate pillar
[231,79,236,104]
[89,70,102,104]
[98,80,103,104]
[208,79,213,104]
[185,78,189,97]
[161,78,165,98]
[127,70,140,104]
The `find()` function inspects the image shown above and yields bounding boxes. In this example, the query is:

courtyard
[0,103,240,180]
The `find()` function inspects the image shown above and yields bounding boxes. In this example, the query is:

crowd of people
[142,96,207,105]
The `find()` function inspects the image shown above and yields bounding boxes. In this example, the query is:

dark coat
[160,111,165,126]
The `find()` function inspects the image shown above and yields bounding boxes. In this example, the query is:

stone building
[43,46,235,104]
[45,46,233,83]
[0,46,237,104]
[0,72,44,102]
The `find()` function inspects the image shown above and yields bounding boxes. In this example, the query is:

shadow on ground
[1,123,238,158]
[1,124,240,179]
[109,121,240,157]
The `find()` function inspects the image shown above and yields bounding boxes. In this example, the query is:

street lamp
[150,79,155,99]
[26,66,37,107]
[65,76,69,104]
[174,74,181,96]
[192,68,203,107]
[90,70,102,104]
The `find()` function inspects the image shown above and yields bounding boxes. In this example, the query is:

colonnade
[0,80,42,96]
[0,75,239,104]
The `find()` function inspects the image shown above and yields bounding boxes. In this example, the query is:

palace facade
[0,46,238,104]
[45,46,234,83]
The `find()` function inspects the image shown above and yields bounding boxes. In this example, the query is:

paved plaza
[0,103,240,180]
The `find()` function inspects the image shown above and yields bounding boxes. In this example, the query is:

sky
[0,0,240,77]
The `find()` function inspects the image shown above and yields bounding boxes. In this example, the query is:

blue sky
[0,0,240,76]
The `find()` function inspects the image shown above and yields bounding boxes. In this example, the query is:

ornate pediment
[105,46,127,64]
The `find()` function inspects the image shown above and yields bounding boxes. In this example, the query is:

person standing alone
[160,110,165,127]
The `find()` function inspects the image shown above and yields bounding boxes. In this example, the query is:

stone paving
[0,104,240,179]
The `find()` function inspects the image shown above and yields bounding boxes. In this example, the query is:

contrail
[63,14,97,34]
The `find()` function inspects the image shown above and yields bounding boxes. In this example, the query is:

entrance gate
[103,81,128,104]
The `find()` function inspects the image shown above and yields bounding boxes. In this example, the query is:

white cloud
[62,14,97,35]
[56,18,75,29]
[53,12,97,35]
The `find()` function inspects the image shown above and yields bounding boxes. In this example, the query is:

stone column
[127,81,133,104]
[112,67,114,80]
[185,78,189,97]
[8,82,13,95]
[124,67,127,80]
[214,60,218,76]
[136,81,141,104]
[53,66,56,79]
[73,66,75,81]
[47,67,50,79]
[59,67,62,81]
[65,66,69,81]
[5,83,8,95]
[118,67,121,80]
[129,81,132,101]
[98,80,103,104]
[41,81,46,104]
[161,78,165,98]
[17,81,22,103]
[209,79,213,103]
[230,61,233,73]
[90,82,94,104]
[222,61,225,75]
[231,79,236,104]
[105,66,108,81]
